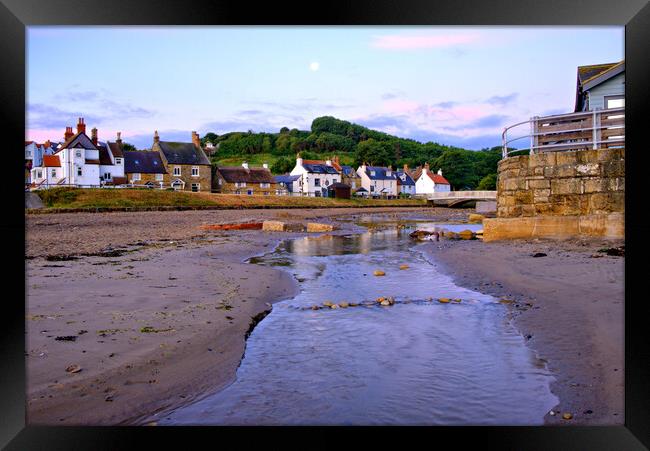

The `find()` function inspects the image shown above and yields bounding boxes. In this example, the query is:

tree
[270,157,295,174]
[122,142,137,151]
[354,139,392,167]
[432,149,479,190]
[477,173,497,190]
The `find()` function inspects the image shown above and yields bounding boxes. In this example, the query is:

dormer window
[115,158,122,165]
[370,171,376,176]
[386,171,392,176]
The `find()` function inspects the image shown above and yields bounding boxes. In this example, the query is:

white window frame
[51,169,57,178]
[314,178,321,187]
[115,158,122,165]
[173,166,182,176]
[36,170,42,179]
[191,183,200,192]
[77,167,83,176]
[155,173,164,181]
[605,95,625,109]
[260,182,270,188]
[191,166,199,177]
[132,173,141,181]
[235,182,247,188]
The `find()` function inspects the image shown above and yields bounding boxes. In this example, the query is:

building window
[173,166,181,176]
[315,191,321,197]
[36,170,42,179]
[351,182,356,189]
[370,185,374,192]
[247,189,253,195]
[370,171,375,176]
[132,173,141,181]
[155,173,163,181]
[605,95,625,109]
[77,167,83,176]
[51,169,57,178]
[264,192,270,195]
[235,190,241,195]
[191,166,199,177]
[75,151,82,158]
[235,182,247,188]
[191,183,200,192]
[105,172,111,180]
[26,150,31,157]
[115,158,122,165]
[260,183,270,188]
[314,178,321,187]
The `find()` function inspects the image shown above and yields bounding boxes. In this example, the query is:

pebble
[438,298,451,304]
[399,264,409,270]
[65,364,82,373]
[339,302,349,308]
[373,270,386,276]
[562,413,573,420]
[380,300,391,306]
[330,304,339,309]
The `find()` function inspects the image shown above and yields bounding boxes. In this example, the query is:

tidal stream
[161,222,558,425]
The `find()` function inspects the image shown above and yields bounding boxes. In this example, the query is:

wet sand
[422,237,624,425]
[25,207,467,425]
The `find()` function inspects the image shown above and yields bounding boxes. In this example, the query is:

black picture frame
[2,0,649,448]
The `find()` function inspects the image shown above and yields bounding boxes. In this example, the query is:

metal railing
[502,107,625,158]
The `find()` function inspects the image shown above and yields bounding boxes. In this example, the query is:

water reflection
[162,222,557,426]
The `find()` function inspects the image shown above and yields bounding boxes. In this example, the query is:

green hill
[203,116,505,190]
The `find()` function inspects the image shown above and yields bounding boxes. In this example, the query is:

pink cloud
[371,33,479,50]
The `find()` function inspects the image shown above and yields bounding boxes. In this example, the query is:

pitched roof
[217,166,275,184]
[107,141,124,158]
[577,62,622,87]
[575,61,624,111]
[158,141,210,165]
[274,174,301,184]
[43,155,61,167]
[396,170,415,186]
[57,132,97,152]
[302,161,339,174]
[341,165,358,176]
[97,143,113,165]
[364,166,398,181]
[327,182,350,189]
[124,151,167,174]
[428,172,450,184]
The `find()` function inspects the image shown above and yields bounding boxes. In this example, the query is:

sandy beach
[25,207,466,425]
[423,237,624,425]
[25,207,624,425]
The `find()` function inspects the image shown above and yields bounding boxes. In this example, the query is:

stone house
[124,150,169,187]
[215,162,276,195]
[413,163,451,195]
[396,165,416,196]
[151,131,212,192]
[356,164,399,198]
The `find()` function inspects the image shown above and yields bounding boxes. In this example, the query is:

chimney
[326,159,332,166]
[333,155,339,164]
[153,130,160,145]
[424,162,430,171]
[437,169,443,176]
[77,117,86,134]
[262,163,269,169]
[64,126,74,141]
[296,153,303,167]
[91,127,98,145]
[242,161,249,170]
[116,132,122,144]
[191,131,201,148]
[403,164,409,172]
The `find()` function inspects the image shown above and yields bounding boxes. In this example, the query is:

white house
[289,155,341,196]
[414,163,451,195]
[98,132,127,185]
[30,118,124,189]
[356,164,399,198]
[25,141,56,184]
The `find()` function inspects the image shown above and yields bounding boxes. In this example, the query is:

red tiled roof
[43,155,61,167]
[428,172,450,184]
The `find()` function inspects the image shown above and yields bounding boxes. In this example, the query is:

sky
[27,26,623,150]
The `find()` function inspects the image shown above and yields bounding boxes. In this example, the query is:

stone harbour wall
[496,148,624,218]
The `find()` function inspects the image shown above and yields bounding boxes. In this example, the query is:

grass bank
[30,187,427,213]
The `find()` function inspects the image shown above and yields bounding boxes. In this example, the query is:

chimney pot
[263,163,269,169]
[153,130,160,144]
[116,132,122,143]
[77,117,86,134]
[91,127,98,145]
[242,162,249,170]
[437,169,443,176]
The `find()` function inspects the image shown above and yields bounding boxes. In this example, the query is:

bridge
[424,190,497,207]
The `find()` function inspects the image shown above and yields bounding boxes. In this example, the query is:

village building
[99,132,127,186]
[124,150,169,188]
[356,164,399,198]
[25,140,56,184]
[327,182,351,199]
[273,174,301,196]
[575,60,624,112]
[215,162,276,195]
[289,155,342,197]
[413,163,451,195]
[152,131,212,192]
[396,165,416,197]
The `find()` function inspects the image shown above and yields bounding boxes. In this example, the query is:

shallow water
[161,223,558,425]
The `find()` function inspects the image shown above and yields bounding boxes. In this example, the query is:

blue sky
[27,26,623,150]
